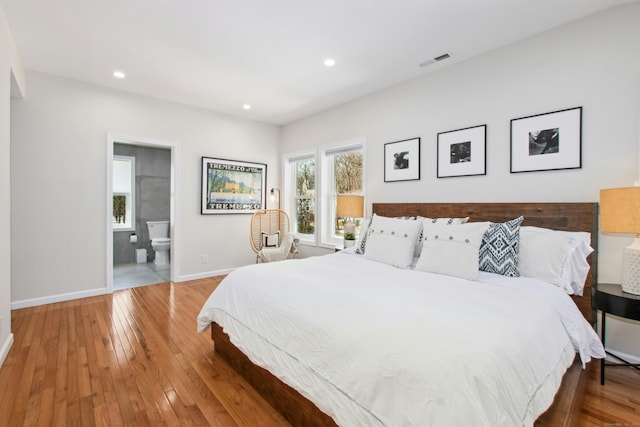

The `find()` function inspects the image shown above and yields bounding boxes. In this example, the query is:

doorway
[106,134,180,292]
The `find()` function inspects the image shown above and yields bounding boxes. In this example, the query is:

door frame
[106,133,180,292]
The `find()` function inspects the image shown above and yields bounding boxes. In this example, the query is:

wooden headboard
[372,202,599,324]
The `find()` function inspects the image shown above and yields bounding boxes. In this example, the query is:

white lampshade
[601,187,640,295]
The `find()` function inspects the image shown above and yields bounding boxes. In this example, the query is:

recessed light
[113,70,126,79]
[324,58,336,67]
[242,104,251,110]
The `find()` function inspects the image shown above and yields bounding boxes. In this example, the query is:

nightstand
[592,283,640,384]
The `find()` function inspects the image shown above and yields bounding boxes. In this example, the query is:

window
[285,154,316,244]
[322,142,364,245]
[113,155,135,231]
[284,137,365,248]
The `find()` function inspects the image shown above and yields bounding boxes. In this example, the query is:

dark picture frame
[510,106,582,173]
[384,137,420,182]
[437,124,486,178]
[201,157,266,214]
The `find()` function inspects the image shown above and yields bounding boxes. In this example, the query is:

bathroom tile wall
[113,143,171,264]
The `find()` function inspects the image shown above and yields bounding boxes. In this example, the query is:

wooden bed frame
[210,202,599,427]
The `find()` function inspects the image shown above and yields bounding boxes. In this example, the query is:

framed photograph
[510,106,582,173]
[437,124,486,178]
[384,137,420,182]
[201,157,266,214]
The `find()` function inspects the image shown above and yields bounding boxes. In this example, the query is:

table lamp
[336,195,364,247]
[600,187,640,295]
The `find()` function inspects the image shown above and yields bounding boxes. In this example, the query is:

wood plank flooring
[0,276,639,426]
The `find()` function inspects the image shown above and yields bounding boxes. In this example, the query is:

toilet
[147,220,171,265]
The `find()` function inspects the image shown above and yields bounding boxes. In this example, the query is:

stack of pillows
[353,213,593,296]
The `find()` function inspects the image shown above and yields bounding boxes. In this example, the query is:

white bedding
[198,252,604,427]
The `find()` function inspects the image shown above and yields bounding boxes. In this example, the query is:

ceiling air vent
[419,53,451,68]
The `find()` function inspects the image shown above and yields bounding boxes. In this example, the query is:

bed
[198,202,604,427]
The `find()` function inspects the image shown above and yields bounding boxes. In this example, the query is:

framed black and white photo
[384,137,420,182]
[201,157,266,214]
[437,125,486,178]
[510,107,582,173]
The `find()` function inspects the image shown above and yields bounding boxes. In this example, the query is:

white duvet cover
[197,252,604,427]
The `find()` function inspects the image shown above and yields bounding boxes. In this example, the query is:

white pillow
[261,231,280,248]
[363,215,422,268]
[418,216,469,224]
[519,232,572,291]
[518,226,593,295]
[365,233,417,268]
[415,221,490,280]
[414,216,469,257]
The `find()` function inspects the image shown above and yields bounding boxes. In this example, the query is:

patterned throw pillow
[355,216,374,254]
[478,216,524,277]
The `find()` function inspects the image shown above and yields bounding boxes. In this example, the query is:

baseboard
[10,268,237,310]
[10,267,236,309]
[605,348,640,364]
[11,287,110,310]
[0,333,14,368]
[178,267,235,282]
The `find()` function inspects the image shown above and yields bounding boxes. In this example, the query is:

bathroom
[112,142,171,289]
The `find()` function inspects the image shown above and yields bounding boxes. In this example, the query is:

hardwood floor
[1,276,639,426]
[0,278,289,426]
[581,363,640,426]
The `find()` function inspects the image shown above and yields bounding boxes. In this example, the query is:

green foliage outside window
[334,152,363,236]
[296,160,315,234]
[334,152,362,194]
[113,195,126,224]
[292,149,363,238]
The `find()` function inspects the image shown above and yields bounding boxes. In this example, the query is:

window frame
[112,155,136,232]
[283,150,317,246]
[283,137,366,249]
[319,138,366,247]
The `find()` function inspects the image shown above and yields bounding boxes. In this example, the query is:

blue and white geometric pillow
[478,216,524,277]
[355,216,374,254]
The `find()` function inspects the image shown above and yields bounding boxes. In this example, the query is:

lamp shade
[336,195,364,218]
[601,186,640,295]
[600,187,640,234]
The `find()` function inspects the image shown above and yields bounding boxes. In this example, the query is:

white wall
[0,4,25,366]
[282,4,640,357]
[10,71,280,304]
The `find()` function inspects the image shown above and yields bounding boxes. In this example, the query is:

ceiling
[1,0,636,125]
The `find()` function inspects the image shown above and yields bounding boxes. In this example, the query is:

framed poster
[437,124,486,178]
[384,137,421,182]
[510,107,582,173]
[201,157,266,214]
